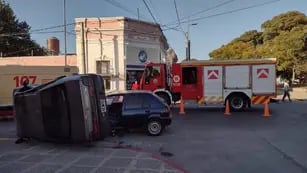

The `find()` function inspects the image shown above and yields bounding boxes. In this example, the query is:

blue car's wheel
[147,119,163,136]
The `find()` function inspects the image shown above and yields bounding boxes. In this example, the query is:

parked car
[106,90,172,136]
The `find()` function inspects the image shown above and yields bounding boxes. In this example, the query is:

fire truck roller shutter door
[203,66,223,104]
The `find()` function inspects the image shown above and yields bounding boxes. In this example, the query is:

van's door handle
[145,110,150,113]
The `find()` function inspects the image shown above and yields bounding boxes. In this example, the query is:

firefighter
[131,80,139,90]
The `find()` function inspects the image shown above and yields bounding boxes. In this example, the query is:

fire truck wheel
[147,119,163,136]
[229,95,245,111]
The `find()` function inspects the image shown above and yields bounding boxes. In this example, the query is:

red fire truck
[139,58,277,111]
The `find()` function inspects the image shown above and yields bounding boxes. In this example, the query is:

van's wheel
[147,119,163,136]
[156,93,171,105]
[229,95,245,111]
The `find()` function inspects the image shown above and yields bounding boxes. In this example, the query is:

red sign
[208,70,219,80]
[257,68,269,78]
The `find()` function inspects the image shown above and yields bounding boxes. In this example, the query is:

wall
[0,55,77,66]
[75,17,168,91]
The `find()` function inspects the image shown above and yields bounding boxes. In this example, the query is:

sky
[6,0,307,61]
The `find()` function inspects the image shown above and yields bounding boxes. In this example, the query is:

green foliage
[0,0,47,57]
[209,11,307,79]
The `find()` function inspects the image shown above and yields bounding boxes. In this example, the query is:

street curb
[270,98,307,103]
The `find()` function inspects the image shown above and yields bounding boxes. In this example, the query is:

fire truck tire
[229,94,245,111]
[156,93,171,105]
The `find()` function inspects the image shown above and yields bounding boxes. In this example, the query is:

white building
[75,17,169,91]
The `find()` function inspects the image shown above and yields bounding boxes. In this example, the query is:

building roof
[75,16,160,28]
[180,58,277,66]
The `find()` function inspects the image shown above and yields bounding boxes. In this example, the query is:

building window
[104,77,111,90]
[96,60,110,75]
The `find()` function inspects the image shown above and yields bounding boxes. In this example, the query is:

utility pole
[185,23,197,61]
[81,22,86,74]
[185,32,190,61]
[63,0,69,72]
[137,8,140,21]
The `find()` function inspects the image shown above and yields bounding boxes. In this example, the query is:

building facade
[75,17,169,91]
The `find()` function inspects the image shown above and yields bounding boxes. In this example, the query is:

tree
[209,11,307,81]
[0,0,47,57]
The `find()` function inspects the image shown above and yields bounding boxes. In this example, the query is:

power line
[4,46,44,56]
[164,0,237,27]
[0,30,65,37]
[187,0,237,19]
[148,0,162,24]
[173,0,185,34]
[163,0,280,28]
[34,31,64,34]
[30,23,75,32]
[28,18,134,35]
[162,25,182,32]
[104,0,136,16]
[142,0,158,24]
[104,0,149,20]
[87,29,162,38]
[0,0,280,40]
[0,22,76,37]
[67,30,76,36]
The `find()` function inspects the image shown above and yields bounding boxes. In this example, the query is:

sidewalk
[276,87,307,101]
[0,139,186,173]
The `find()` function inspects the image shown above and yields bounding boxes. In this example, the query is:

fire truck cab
[139,58,277,111]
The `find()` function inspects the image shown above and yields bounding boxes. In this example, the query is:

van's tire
[156,93,171,105]
[229,95,245,111]
[147,119,163,136]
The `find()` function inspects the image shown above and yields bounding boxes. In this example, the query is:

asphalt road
[114,101,307,173]
[0,101,307,173]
